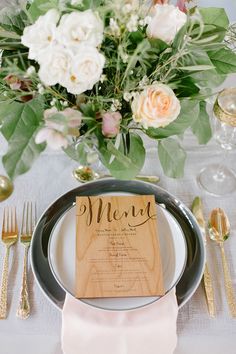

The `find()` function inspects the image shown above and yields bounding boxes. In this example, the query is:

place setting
[0,0,236,353]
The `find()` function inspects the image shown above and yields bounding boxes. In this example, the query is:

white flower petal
[35,127,52,144]
[38,46,73,86]
[62,45,105,95]
[57,10,104,48]
[21,9,60,61]
[147,4,187,43]
[47,131,68,150]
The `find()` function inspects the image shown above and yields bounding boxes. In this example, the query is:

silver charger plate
[48,196,187,311]
[31,179,205,310]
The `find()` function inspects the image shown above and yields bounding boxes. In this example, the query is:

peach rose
[131,83,181,129]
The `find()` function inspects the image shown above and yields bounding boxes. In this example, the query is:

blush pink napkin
[61,289,178,354]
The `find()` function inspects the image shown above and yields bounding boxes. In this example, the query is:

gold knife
[192,197,216,317]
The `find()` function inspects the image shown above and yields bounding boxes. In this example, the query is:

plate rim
[47,200,187,311]
[30,178,205,311]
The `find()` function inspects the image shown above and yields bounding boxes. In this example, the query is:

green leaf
[28,0,59,21]
[100,133,145,180]
[158,138,186,178]
[0,7,28,35]
[208,48,236,75]
[129,30,145,45]
[122,39,151,86]
[191,101,212,144]
[0,102,24,138]
[82,0,103,10]
[64,145,80,162]
[180,49,214,71]
[190,9,229,43]
[146,100,200,139]
[199,8,229,30]
[190,68,226,88]
[180,65,214,71]
[173,77,200,98]
[0,98,46,179]
[79,103,96,118]
[106,141,132,168]
[148,38,168,53]
[0,29,20,40]
[172,23,187,51]
[64,142,88,164]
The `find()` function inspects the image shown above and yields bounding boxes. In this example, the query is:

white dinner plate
[48,192,187,311]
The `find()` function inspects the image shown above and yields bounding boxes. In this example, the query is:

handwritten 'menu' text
[77,196,157,227]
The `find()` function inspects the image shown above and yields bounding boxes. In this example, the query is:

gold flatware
[0,207,18,319]
[72,166,160,184]
[16,202,37,319]
[208,208,236,317]
[0,176,14,202]
[192,197,216,317]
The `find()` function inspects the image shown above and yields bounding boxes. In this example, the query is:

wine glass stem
[215,148,230,180]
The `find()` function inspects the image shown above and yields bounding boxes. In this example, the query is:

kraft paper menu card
[75,195,165,299]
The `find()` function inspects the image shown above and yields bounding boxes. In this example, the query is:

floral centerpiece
[0,0,236,180]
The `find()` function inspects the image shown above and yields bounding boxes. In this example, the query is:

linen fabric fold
[61,289,178,354]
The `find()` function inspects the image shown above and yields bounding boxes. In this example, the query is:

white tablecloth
[1,102,236,354]
[0,2,236,353]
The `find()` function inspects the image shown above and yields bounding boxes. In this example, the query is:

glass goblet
[198,88,236,196]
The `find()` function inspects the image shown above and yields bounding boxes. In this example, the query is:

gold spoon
[208,208,236,317]
[72,166,160,184]
[0,175,13,202]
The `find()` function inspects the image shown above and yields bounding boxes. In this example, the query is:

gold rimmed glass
[198,88,236,196]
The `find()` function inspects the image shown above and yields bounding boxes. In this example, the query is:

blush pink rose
[102,111,122,138]
[35,107,82,150]
[62,108,82,128]
[176,0,187,13]
[35,127,68,150]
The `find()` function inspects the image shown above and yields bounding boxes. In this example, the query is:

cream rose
[57,10,104,48]
[147,4,187,43]
[21,9,60,60]
[62,45,105,95]
[38,46,73,86]
[131,84,181,129]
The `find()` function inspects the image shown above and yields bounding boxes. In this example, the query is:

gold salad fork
[16,202,37,319]
[0,207,18,319]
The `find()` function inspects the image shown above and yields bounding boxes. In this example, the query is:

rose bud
[102,111,122,138]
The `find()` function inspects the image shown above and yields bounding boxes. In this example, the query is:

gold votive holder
[213,88,236,127]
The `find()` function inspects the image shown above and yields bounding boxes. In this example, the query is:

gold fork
[16,202,37,320]
[0,207,18,319]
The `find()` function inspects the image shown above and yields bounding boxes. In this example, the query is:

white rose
[57,10,103,49]
[147,4,187,43]
[62,45,105,95]
[38,46,73,86]
[131,83,181,129]
[21,9,60,60]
